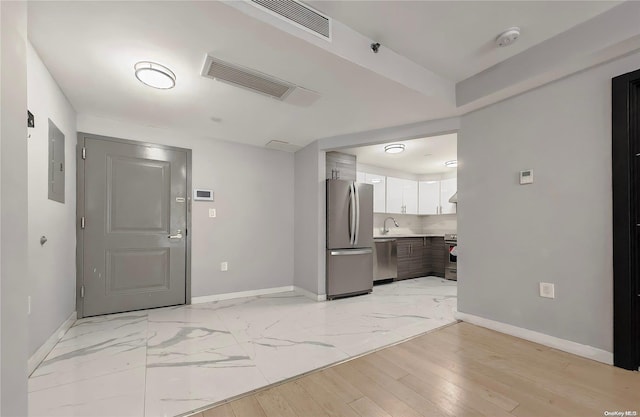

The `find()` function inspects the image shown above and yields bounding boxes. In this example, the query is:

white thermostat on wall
[519,170,534,185]
[193,189,214,201]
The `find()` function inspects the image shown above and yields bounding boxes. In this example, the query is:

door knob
[168,230,183,239]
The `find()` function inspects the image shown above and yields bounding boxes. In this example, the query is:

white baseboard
[454,312,613,365]
[294,286,327,301]
[191,286,294,304]
[29,311,77,376]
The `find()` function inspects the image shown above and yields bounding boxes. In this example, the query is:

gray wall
[294,141,326,295]
[0,1,29,413]
[27,43,77,356]
[458,50,640,352]
[77,115,294,297]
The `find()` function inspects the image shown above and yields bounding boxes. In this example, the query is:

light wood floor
[193,322,640,417]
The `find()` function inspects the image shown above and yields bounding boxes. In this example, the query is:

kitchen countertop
[374,233,447,239]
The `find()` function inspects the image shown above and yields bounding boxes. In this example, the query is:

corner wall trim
[191,286,295,304]
[454,312,613,365]
[294,286,327,301]
[28,311,77,376]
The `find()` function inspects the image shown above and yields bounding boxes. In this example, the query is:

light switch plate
[220,262,228,272]
[539,282,555,299]
[209,208,216,218]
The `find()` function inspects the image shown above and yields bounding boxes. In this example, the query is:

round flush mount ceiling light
[445,160,458,168]
[134,61,176,89]
[384,144,405,154]
[495,27,520,48]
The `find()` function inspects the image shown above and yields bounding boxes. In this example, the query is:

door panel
[107,248,170,294]
[108,157,169,232]
[82,137,187,317]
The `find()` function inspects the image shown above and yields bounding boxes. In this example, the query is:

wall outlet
[220,261,228,272]
[28,296,31,315]
[539,282,555,299]
[209,208,216,218]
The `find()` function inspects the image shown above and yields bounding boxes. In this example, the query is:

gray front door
[80,136,188,317]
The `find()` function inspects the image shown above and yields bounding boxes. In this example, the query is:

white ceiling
[27,1,455,148]
[27,1,621,149]
[308,1,620,81]
[340,133,457,175]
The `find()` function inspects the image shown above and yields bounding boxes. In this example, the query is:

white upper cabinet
[440,177,457,214]
[357,172,386,213]
[386,177,418,214]
[359,171,456,215]
[418,181,440,215]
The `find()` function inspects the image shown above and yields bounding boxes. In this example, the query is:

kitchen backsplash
[373,213,422,235]
[372,213,457,235]
[421,213,457,234]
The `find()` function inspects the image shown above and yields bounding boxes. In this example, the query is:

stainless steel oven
[444,233,457,281]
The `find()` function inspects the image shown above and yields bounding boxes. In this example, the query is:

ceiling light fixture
[384,144,405,154]
[445,160,458,168]
[134,61,176,89]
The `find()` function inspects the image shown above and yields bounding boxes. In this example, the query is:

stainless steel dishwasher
[373,238,398,282]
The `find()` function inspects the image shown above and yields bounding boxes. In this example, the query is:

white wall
[0,1,29,413]
[77,115,294,297]
[27,43,77,356]
[294,141,326,295]
[458,50,640,353]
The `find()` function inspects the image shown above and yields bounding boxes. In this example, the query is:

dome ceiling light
[384,144,405,154]
[134,61,176,89]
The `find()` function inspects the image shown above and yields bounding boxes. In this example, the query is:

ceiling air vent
[202,56,294,100]
[265,140,302,153]
[202,55,321,106]
[249,0,331,40]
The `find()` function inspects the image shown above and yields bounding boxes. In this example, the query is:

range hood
[449,192,457,204]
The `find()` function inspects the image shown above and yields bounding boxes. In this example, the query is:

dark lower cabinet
[397,238,425,280]
[396,237,445,280]
[431,237,445,278]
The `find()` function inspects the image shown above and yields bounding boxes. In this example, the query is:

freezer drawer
[326,249,373,300]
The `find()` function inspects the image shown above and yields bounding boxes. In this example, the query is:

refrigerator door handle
[354,182,360,245]
[349,182,356,245]
[330,248,373,256]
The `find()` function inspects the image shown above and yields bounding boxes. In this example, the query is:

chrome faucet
[382,217,399,234]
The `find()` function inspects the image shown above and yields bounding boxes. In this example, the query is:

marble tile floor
[28,276,457,417]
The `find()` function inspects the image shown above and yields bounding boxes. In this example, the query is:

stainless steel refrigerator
[326,179,374,299]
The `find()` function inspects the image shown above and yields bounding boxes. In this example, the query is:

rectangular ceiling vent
[201,55,321,106]
[202,56,295,100]
[265,140,302,153]
[249,0,331,40]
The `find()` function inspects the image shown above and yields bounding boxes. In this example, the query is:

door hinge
[80,216,85,229]
[80,285,85,298]
[82,147,86,160]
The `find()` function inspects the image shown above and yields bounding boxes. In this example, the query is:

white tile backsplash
[372,213,457,235]
[421,213,457,234]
